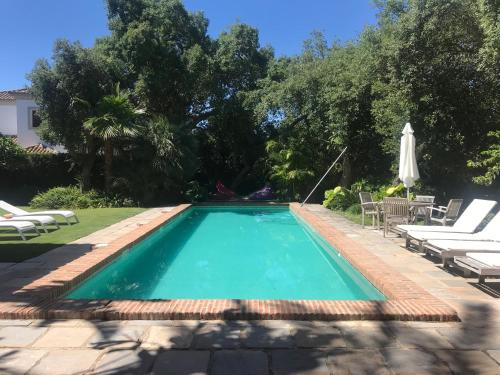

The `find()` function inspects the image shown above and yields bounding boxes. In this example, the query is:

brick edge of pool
[0,203,458,322]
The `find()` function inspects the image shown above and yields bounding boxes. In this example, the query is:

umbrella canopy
[398,123,420,191]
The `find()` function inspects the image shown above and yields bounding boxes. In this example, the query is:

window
[29,108,41,129]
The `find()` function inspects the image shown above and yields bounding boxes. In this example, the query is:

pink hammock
[216,180,238,198]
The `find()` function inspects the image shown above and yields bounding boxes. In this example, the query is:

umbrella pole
[407,188,410,200]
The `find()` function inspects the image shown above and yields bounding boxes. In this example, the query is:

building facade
[0,88,45,148]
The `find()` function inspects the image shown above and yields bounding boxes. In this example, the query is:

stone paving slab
[390,327,454,349]
[381,348,453,375]
[33,326,96,348]
[28,349,101,375]
[340,326,399,349]
[434,350,500,375]
[0,326,47,347]
[328,349,393,375]
[143,326,193,349]
[151,350,210,375]
[271,349,330,375]
[212,350,268,375]
[0,348,47,374]
[242,325,294,348]
[487,350,500,365]
[88,325,147,349]
[293,321,346,348]
[91,348,157,375]
[192,322,242,349]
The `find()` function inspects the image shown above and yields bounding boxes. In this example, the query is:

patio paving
[0,205,499,373]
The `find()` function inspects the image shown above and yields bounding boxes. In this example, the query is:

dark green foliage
[346,203,362,215]
[30,186,134,209]
[0,136,76,204]
[0,135,26,169]
[25,0,500,204]
[323,187,357,210]
[468,131,500,187]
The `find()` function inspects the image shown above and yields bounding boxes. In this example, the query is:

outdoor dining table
[409,200,435,224]
[376,199,434,224]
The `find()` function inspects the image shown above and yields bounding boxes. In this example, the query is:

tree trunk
[230,163,250,190]
[339,154,353,188]
[104,140,113,193]
[78,136,97,192]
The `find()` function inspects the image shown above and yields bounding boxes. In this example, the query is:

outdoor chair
[454,252,500,283]
[0,214,59,233]
[407,210,500,254]
[396,199,496,235]
[359,192,381,229]
[382,197,410,237]
[426,239,500,267]
[412,195,435,222]
[0,219,40,241]
[0,200,79,225]
[429,199,463,226]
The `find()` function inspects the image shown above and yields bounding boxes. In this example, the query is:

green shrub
[30,186,134,209]
[372,183,407,201]
[346,203,362,215]
[0,135,26,169]
[184,181,208,202]
[323,186,357,210]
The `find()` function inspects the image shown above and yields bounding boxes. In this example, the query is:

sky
[0,0,378,90]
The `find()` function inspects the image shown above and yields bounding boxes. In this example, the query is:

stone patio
[0,205,499,373]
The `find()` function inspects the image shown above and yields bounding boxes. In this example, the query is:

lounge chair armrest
[438,206,448,211]
[429,207,446,214]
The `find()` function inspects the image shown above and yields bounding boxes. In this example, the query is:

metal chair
[430,199,463,226]
[382,197,410,237]
[359,192,381,229]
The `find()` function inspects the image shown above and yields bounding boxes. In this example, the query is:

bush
[346,203,362,215]
[372,182,407,201]
[184,181,208,202]
[30,186,135,209]
[0,135,26,169]
[323,186,357,210]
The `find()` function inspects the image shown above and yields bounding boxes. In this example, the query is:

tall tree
[83,84,142,192]
[371,0,499,197]
[29,40,118,191]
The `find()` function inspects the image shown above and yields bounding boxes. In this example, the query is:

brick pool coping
[0,203,458,321]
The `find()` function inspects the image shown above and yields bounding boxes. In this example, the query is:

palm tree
[84,84,142,192]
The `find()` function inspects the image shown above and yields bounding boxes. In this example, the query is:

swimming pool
[67,206,384,301]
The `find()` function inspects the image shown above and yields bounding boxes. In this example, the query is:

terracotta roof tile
[0,88,31,100]
[25,144,57,154]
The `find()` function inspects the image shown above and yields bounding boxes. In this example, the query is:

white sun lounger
[405,210,500,251]
[396,199,496,235]
[425,239,500,266]
[454,252,500,283]
[0,200,79,224]
[0,219,40,240]
[1,215,59,233]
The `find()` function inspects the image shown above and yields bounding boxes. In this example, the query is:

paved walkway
[0,205,499,374]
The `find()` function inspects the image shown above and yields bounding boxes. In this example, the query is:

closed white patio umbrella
[398,122,420,198]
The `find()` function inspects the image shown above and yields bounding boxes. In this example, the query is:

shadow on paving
[0,243,95,308]
[0,242,69,262]
[0,300,497,374]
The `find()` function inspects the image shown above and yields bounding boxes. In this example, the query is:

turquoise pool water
[67,206,384,300]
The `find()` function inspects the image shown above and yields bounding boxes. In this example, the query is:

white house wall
[0,102,18,135]
[15,99,41,147]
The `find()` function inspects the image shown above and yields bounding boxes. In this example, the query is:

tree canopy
[28,0,499,203]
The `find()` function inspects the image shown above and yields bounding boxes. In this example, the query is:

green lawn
[0,207,146,262]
